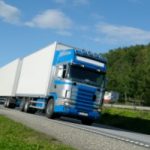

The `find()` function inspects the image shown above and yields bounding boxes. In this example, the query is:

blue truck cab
[39,49,107,125]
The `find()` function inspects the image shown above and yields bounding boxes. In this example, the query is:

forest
[104,44,150,106]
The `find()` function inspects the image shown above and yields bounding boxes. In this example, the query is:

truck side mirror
[56,65,64,78]
[56,65,67,78]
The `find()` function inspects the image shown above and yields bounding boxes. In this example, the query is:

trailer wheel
[19,100,26,112]
[4,98,16,108]
[24,101,36,114]
[5,99,10,108]
[4,99,7,107]
[46,99,56,119]
[24,101,30,112]
[81,118,93,126]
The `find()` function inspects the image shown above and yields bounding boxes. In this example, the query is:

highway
[0,105,150,150]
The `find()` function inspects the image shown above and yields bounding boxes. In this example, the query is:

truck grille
[71,85,96,112]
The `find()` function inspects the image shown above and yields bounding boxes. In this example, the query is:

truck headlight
[65,90,71,99]
[64,101,69,106]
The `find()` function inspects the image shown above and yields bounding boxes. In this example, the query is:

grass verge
[0,115,75,150]
[100,107,150,134]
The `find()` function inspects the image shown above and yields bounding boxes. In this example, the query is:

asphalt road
[0,105,150,150]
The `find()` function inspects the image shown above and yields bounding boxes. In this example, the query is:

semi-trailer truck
[0,42,107,125]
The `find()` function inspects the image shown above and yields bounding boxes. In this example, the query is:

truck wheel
[4,99,8,107]
[19,100,26,112]
[5,98,16,108]
[24,101,30,113]
[24,100,36,114]
[46,99,56,119]
[5,99,9,108]
[81,118,93,126]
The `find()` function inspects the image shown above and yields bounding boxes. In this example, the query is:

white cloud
[25,9,72,30]
[95,23,150,45]
[0,0,20,24]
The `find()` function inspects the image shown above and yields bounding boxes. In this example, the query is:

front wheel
[46,99,57,119]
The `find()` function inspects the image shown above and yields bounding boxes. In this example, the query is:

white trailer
[0,58,22,107]
[16,42,72,97]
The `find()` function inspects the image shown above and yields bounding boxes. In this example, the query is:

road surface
[0,105,149,150]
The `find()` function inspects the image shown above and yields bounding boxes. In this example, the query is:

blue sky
[0,0,150,67]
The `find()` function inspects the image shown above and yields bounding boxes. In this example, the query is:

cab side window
[56,65,67,78]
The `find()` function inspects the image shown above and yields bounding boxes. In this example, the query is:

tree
[104,44,150,106]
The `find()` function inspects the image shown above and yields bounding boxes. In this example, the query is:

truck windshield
[68,64,105,87]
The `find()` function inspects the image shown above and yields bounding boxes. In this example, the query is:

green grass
[0,115,75,150]
[100,107,150,134]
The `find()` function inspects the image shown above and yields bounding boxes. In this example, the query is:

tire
[19,100,26,112]
[46,99,56,119]
[24,100,36,114]
[81,118,93,126]
[24,100,30,113]
[4,99,7,107]
[5,99,9,108]
[5,98,16,108]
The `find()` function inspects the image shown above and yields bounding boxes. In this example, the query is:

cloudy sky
[0,0,150,66]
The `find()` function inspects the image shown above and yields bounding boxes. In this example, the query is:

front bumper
[54,105,100,120]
